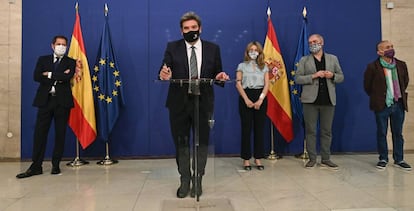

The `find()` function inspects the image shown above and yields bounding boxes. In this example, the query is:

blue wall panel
[21,0,381,159]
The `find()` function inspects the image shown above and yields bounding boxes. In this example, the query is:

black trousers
[30,96,70,170]
[239,89,267,160]
[169,96,211,182]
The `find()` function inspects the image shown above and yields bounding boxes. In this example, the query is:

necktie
[54,57,60,71]
[190,46,198,79]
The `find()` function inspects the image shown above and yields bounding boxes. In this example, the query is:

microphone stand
[188,78,201,202]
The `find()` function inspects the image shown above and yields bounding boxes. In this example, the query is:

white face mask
[54,45,67,56]
[248,51,259,60]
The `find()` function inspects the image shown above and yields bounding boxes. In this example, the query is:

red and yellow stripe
[68,10,97,149]
[263,17,294,142]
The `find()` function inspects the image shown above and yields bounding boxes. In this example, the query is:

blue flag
[289,14,309,132]
[92,14,125,141]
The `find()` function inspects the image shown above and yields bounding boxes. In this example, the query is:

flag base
[66,157,89,167]
[294,151,309,160]
[267,151,277,160]
[97,158,118,165]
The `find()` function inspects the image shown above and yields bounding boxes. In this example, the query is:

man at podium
[159,11,229,198]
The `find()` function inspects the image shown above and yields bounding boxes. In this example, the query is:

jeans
[375,101,405,163]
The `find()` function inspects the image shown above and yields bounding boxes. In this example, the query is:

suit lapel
[325,54,331,71]
[307,55,317,73]
[201,40,206,76]
[179,41,190,77]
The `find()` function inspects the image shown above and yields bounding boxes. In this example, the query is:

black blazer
[32,55,76,108]
[162,39,223,113]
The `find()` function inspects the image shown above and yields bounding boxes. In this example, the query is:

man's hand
[312,70,326,79]
[215,72,230,81]
[64,69,70,74]
[324,70,334,79]
[159,64,172,80]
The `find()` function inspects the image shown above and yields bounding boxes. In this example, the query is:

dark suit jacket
[161,39,223,113]
[364,58,409,112]
[33,55,76,108]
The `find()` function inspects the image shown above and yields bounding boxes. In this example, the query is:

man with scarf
[364,40,411,171]
[159,11,229,198]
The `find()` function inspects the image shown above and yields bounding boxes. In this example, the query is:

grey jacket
[295,53,344,105]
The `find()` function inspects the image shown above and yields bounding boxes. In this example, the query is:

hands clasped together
[312,70,334,79]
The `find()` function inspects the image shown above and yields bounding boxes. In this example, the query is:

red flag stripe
[68,9,97,149]
[264,16,294,142]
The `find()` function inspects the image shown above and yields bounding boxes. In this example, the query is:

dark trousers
[169,97,210,182]
[239,89,267,160]
[30,96,70,170]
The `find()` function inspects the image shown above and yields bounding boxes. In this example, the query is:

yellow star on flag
[106,97,112,103]
[98,93,105,101]
[99,58,106,66]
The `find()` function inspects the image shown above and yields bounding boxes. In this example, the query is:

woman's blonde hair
[244,41,266,70]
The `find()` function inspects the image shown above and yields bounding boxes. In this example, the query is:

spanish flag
[263,7,294,142]
[68,3,97,149]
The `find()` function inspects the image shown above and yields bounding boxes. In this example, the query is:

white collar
[185,39,201,49]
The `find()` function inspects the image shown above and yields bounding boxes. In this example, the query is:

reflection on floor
[1,154,414,211]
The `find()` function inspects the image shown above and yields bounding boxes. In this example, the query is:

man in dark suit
[17,35,76,179]
[159,11,229,198]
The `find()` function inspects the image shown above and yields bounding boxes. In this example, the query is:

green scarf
[379,57,401,107]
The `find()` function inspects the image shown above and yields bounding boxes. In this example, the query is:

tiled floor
[1,154,414,211]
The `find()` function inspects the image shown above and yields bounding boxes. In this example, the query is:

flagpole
[300,139,309,159]
[66,2,95,167]
[265,6,276,161]
[66,139,90,166]
[267,122,276,160]
[94,3,123,166]
[97,141,118,165]
[294,6,309,160]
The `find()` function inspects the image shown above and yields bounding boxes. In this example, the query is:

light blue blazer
[295,53,344,105]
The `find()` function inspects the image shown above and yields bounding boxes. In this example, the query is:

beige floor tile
[2,154,414,211]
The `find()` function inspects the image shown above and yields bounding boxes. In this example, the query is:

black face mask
[183,30,200,43]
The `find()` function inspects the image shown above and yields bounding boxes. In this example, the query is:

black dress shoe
[16,168,43,179]
[51,166,61,175]
[176,181,190,198]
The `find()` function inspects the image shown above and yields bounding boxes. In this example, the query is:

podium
[157,78,235,210]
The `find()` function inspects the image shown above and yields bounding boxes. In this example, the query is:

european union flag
[92,14,125,141]
[289,11,309,134]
